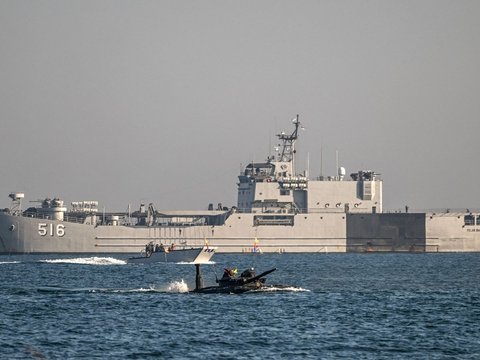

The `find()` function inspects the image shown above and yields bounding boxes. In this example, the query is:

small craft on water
[191,264,279,294]
[128,242,216,264]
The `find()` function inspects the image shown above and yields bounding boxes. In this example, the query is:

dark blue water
[1,253,479,359]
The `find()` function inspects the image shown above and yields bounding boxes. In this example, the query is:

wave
[36,286,155,294]
[175,260,216,265]
[35,281,190,294]
[141,280,190,293]
[33,282,308,295]
[1,258,212,266]
[165,279,190,293]
[250,285,310,293]
[36,286,161,294]
[39,257,127,265]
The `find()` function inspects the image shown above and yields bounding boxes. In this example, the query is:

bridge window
[280,189,290,196]
[477,215,480,225]
[464,215,475,226]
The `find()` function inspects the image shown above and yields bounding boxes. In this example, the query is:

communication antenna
[320,145,323,178]
[335,150,339,180]
[306,152,310,179]
[276,114,301,174]
[268,130,272,159]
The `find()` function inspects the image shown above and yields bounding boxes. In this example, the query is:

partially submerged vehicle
[128,242,216,264]
[191,265,278,294]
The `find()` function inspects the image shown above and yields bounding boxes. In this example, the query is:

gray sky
[1,0,480,211]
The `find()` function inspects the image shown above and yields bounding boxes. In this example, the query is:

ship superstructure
[0,116,478,253]
[237,115,381,218]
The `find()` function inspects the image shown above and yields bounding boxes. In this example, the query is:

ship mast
[276,114,300,174]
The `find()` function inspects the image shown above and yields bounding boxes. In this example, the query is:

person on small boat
[240,268,256,279]
[218,267,260,288]
[221,267,238,281]
[145,242,154,257]
[162,243,175,253]
[146,242,169,257]
[221,269,230,280]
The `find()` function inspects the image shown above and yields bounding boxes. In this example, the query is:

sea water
[0,253,479,359]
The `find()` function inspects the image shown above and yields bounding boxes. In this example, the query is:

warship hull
[1,210,479,254]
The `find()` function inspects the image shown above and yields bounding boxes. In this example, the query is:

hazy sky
[1,1,480,212]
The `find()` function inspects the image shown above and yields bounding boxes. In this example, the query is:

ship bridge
[240,162,275,183]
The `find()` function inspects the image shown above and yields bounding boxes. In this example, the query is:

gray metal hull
[0,211,348,253]
[1,211,479,253]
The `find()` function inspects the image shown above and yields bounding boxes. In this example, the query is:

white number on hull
[38,223,65,237]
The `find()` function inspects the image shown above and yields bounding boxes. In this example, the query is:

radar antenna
[276,114,301,164]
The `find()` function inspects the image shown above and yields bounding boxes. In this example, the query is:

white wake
[176,260,216,265]
[165,279,190,293]
[251,286,311,293]
[40,257,127,265]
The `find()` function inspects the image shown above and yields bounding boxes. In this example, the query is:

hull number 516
[38,223,65,237]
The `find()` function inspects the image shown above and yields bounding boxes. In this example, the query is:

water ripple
[0,253,479,359]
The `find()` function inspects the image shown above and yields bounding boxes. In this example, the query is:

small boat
[128,242,216,264]
[191,266,277,294]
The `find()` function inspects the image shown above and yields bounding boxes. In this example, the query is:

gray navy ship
[1,116,479,254]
